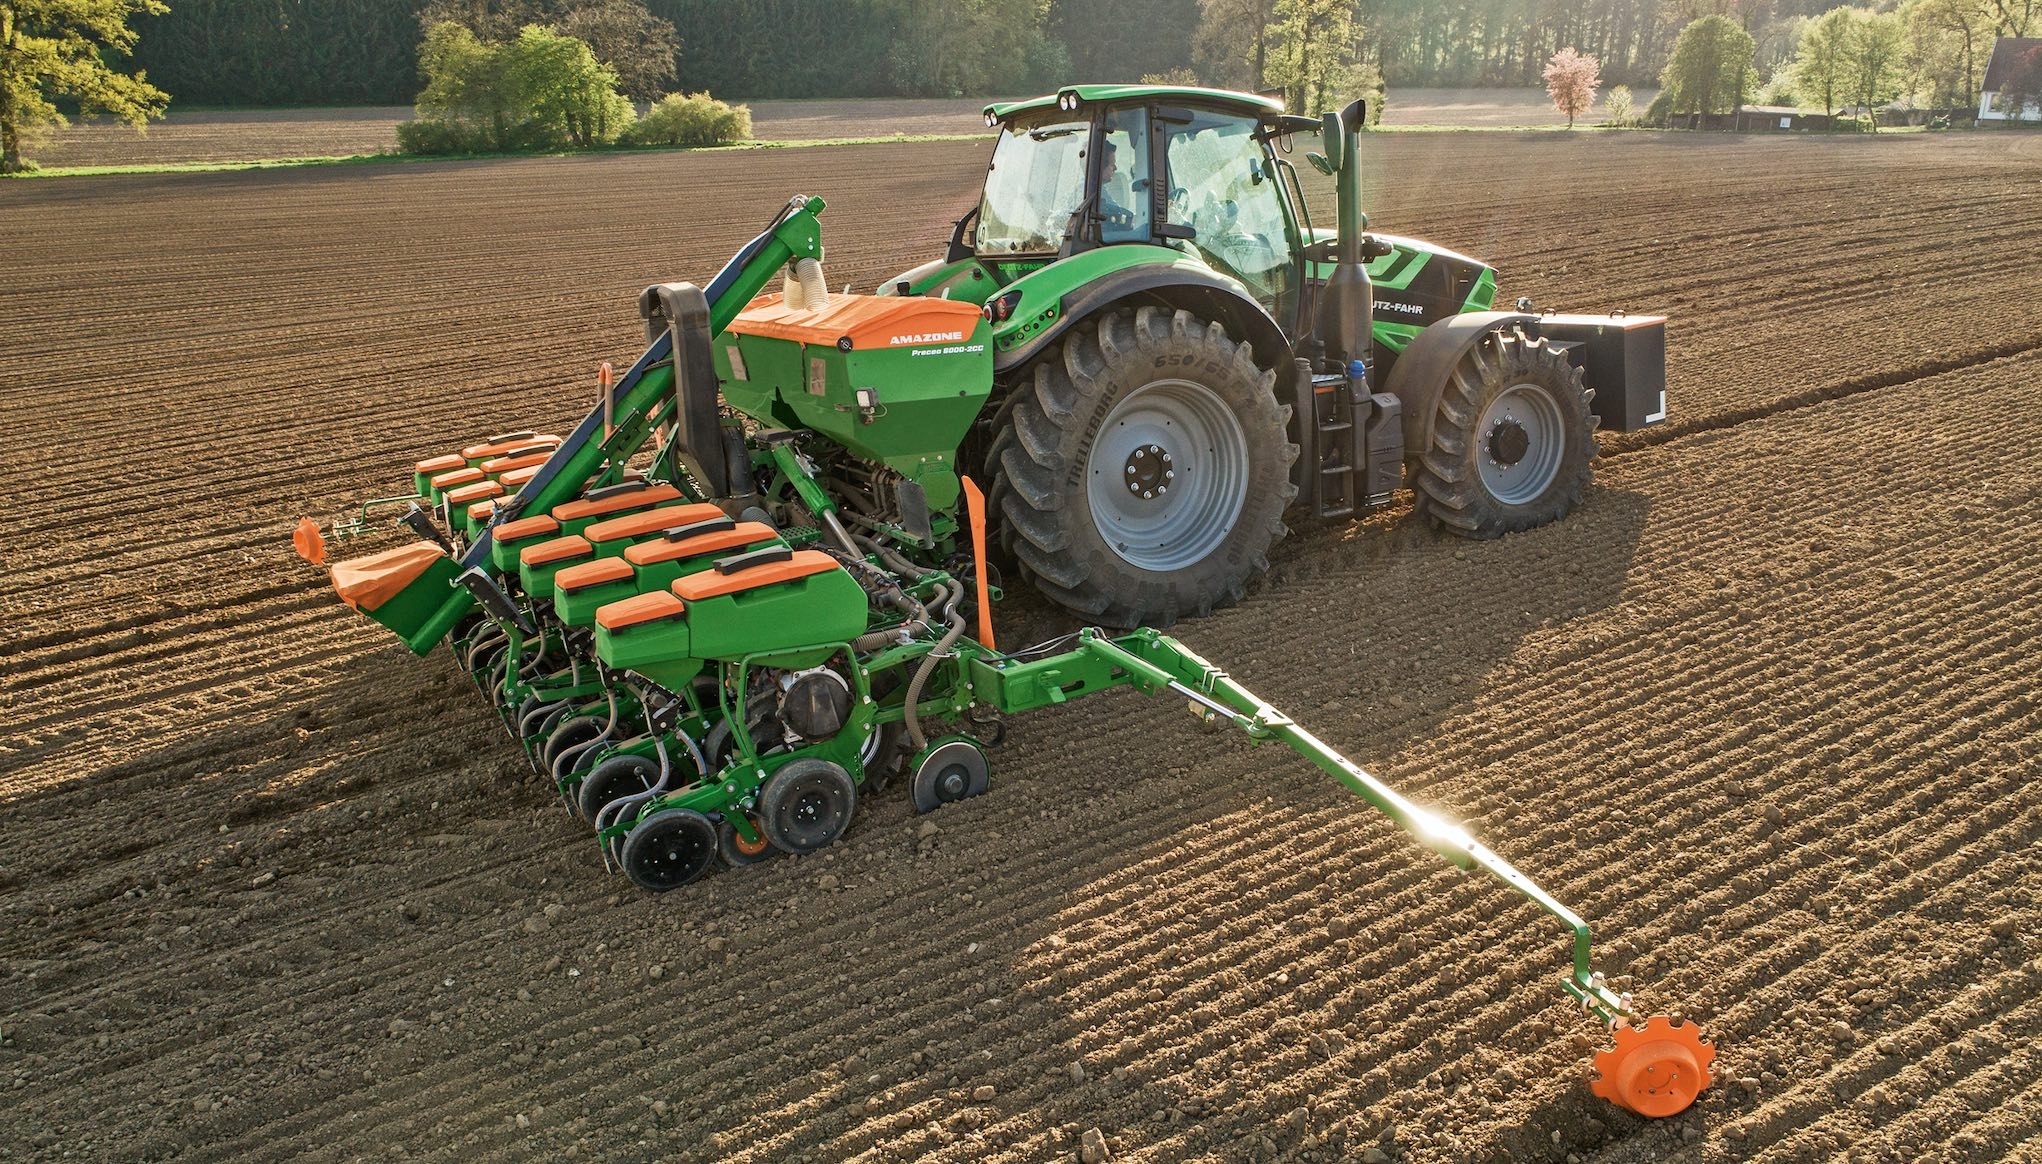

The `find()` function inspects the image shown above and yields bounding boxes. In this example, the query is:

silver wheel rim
[1086,378,1250,571]
[1477,382,1565,505]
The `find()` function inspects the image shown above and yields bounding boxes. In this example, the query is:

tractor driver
[1096,121,1150,243]
[1098,142,1132,229]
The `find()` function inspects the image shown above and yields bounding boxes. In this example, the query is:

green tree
[1795,6,1856,116]
[1193,0,1279,90]
[1910,0,1993,106]
[402,21,632,153]
[1847,9,1906,127]
[882,0,1059,96]
[507,24,631,145]
[421,0,679,99]
[1660,13,1759,124]
[1604,82,1636,125]
[1266,0,1377,115]
[1987,0,2035,35]
[0,0,169,172]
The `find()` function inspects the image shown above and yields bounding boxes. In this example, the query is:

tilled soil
[2,133,2039,1164]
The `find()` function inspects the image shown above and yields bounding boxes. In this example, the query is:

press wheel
[758,759,857,854]
[718,815,778,867]
[578,754,658,823]
[909,736,989,814]
[619,808,717,892]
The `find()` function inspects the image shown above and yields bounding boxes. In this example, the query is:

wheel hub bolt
[1488,419,1530,467]
[1124,443,1175,500]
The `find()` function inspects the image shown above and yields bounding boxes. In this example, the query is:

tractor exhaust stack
[1314,98,1375,378]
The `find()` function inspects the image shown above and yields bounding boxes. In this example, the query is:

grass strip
[7,133,993,179]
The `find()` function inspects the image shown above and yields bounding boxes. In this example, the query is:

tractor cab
[951,86,1305,328]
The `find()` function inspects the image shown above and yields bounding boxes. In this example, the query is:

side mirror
[1305,152,1336,177]
[1318,111,1343,170]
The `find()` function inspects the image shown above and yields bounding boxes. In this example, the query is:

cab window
[1161,109,1296,314]
[976,114,1091,256]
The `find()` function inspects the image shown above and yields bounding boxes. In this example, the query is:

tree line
[89,0,2042,108]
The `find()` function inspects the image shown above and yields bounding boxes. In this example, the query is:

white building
[1978,37,2041,122]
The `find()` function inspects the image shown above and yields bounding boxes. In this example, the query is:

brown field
[28,89,1659,168]
[2,133,2040,1164]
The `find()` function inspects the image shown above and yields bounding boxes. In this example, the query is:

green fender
[1381,310,1535,464]
[986,246,1292,375]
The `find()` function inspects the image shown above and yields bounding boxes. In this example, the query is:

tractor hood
[1306,229,1498,354]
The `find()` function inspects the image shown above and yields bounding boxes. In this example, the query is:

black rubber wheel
[757,758,857,854]
[717,816,779,867]
[860,721,910,794]
[987,306,1297,627]
[578,753,658,824]
[541,714,606,773]
[619,808,717,892]
[1414,326,1598,538]
[909,736,989,814]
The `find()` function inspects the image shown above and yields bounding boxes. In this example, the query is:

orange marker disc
[293,517,327,566]
[1591,1015,1715,1117]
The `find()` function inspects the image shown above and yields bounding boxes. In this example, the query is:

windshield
[976,115,1090,255]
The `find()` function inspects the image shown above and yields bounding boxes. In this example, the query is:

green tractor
[877,84,1664,625]
[295,85,1709,1118]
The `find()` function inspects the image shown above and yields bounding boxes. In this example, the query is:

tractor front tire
[987,306,1297,627]
[1415,326,1598,538]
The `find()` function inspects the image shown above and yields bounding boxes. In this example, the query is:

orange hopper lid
[555,558,635,593]
[553,483,685,522]
[583,502,727,545]
[431,466,486,490]
[496,515,561,543]
[596,591,687,631]
[497,466,541,488]
[332,543,447,613]
[521,535,593,568]
[482,450,554,475]
[461,433,561,460]
[673,549,839,601]
[624,522,780,566]
[444,480,504,507]
[729,292,986,352]
[414,453,467,475]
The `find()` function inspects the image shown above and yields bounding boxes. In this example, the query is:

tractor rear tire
[987,306,1297,627]
[1414,326,1597,538]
